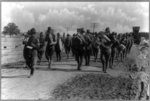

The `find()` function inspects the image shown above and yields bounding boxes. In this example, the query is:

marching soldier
[37,32,45,64]
[84,29,93,66]
[64,34,72,59]
[55,32,63,61]
[23,34,30,68]
[105,27,111,35]
[45,27,57,69]
[76,28,86,45]
[25,28,38,77]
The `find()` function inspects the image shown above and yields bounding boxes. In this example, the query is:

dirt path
[1,45,139,100]
[1,60,125,100]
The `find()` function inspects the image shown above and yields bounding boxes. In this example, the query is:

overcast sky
[1,2,149,34]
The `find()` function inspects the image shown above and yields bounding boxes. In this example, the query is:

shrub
[51,73,139,100]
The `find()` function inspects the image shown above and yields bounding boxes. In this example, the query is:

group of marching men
[23,26,134,77]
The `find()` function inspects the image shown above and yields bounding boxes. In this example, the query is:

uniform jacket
[27,36,38,50]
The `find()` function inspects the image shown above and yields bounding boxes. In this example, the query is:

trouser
[26,49,37,75]
[56,51,61,61]
[38,49,44,60]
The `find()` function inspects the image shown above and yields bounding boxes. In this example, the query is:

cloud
[113,24,131,33]
[35,8,86,32]
[39,14,46,22]
[11,8,35,31]
[80,4,98,14]
[1,2,24,30]
[1,2,149,33]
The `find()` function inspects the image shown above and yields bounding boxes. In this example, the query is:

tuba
[132,26,141,45]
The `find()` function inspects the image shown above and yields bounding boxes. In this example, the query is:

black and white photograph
[1,1,150,100]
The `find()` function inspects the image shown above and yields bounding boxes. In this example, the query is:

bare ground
[1,45,145,100]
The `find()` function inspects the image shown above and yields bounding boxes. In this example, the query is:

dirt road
[1,45,146,100]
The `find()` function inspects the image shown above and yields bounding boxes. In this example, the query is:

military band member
[55,33,63,61]
[44,27,57,69]
[25,28,38,77]
[23,34,30,68]
[37,32,45,64]
[76,28,86,45]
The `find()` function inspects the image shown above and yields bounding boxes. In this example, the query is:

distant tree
[3,22,20,37]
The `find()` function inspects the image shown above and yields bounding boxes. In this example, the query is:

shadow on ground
[1,75,29,78]
[35,67,102,73]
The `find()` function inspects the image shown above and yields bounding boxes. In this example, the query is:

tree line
[2,22,149,39]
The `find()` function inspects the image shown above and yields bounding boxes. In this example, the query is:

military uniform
[84,31,93,65]
[76,28,86,45]
[38,35,45,61]
[45,31,56,61]
[25,34,38,76]
[64,35,72,55]
[23,35,29,62]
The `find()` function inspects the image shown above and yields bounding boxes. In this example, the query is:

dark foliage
[3,22,20,36]
[52,73,139,100]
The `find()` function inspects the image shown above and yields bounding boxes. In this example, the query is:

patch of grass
[51,73,139,100]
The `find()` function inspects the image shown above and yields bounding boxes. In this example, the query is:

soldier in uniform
[25,28,38,77]
[99,29,112,73]
[64,34,72,59]
[71,28,86,70]
[55,32,63,61]
[62,32,66,44]
[76,28,86,45]
[84,29,93,65]
[37,32,45,64]
[105,27,110,35]
[45,27,57,69]
[23,34,30,68]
